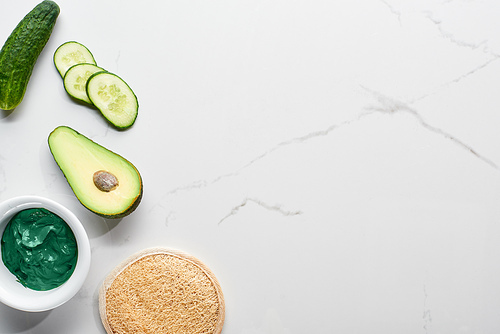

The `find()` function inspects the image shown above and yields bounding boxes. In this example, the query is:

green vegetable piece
[63,63,105,104]
[54,41,96,78]
[48,126,143,219]
[86,72,139,129]
[0,1,60,110]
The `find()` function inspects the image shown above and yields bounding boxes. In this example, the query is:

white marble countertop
[1,0,500,333]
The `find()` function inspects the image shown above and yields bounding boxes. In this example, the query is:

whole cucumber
[0,1,60,110]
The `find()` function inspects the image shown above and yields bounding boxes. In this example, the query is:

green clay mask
[1,208,78,291]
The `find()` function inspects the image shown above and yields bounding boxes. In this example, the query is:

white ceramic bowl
[0,196,91,312]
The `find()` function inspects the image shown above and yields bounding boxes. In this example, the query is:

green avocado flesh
[48,126,142,218]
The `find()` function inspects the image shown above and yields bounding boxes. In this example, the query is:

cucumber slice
[54,41,96,78]
[63,63,105,104]
[86,72,138,129]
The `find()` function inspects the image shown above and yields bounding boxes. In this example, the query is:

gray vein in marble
[363,87,499,170]
[154,66,500,216]
[165,212,175,227]
[150,114,371,218]
[225,116,368,179]
[218,198,303,225]
[411,56,500,103]
[165,180,210,197]
[423,285,432,333]
[380,0,402,25]
[424,11,490,52]
[155,112,375,201]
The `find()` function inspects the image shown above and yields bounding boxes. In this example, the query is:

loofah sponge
[99,247,225,334]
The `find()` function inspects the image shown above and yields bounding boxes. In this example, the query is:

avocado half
[48,126,143,219]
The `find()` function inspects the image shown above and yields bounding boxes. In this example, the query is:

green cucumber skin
[87,72,139,130]
[0,1,60,110]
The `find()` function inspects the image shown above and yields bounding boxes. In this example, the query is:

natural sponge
[99,247,225,334]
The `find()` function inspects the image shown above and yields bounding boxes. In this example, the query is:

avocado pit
[93,170,119,192]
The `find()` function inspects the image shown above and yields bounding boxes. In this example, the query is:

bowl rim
[0,195,91,312]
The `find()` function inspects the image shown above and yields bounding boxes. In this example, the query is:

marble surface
[1,0,500,333]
